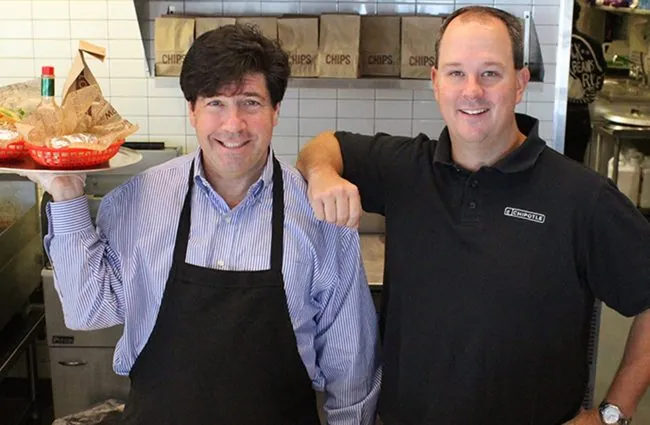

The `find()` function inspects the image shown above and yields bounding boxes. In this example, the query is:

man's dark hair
[434,6,525,70]
[180,24,290,108]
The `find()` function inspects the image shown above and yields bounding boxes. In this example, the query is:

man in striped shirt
[28,25,381,424]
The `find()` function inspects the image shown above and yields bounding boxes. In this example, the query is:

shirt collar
[193,147,275,201]
[433,113,546,173]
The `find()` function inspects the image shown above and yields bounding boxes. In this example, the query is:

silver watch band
[599,401,632,425]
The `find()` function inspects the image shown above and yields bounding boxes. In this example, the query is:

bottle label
[41,77,55,97]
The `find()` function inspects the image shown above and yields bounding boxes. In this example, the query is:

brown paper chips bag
[360,16,401,77]
[400,16,442,79]
[318,14,361,78]
[155,17,195,76]
[278,17,319,77]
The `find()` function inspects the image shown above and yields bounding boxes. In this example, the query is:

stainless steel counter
[360,234,385,286]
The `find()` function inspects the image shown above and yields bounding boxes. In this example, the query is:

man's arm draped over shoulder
[297,130,408,226]
[296,131,361,227]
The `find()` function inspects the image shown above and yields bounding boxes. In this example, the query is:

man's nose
[222,106,246,132]
[462,75,484,99]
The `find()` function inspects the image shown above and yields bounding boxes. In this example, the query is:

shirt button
[471,180,479,188]
[216,260,225,268]
[224,216,231,224]
[468,201,477,209]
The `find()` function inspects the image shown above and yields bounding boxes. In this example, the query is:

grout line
[103,0,111,100]
[31,0,37,80]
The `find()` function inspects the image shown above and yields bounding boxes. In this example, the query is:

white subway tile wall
[0,0,562,160]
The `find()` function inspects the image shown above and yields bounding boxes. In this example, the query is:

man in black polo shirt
[297,6,650,425]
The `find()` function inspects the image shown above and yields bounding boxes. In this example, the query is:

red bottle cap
[41,66,54,76]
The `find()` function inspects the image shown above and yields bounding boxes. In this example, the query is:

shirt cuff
[47,196,93,234]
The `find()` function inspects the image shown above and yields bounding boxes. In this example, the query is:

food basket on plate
[15,41,138,169]
[26,138,125,169]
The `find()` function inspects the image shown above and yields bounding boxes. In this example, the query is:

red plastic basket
[0,140,26,161]
[26,139,125,170]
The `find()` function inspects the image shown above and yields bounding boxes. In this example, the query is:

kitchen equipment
[602,40,630,63]
[640,156,650,208]
[42,146,181,418]
[593,122,650,184]
[0,305,45,425]
[603,108,650,127]
[0,177,42,333]
[608,148,643,205]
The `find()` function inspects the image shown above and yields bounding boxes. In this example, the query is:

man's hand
[307,168,361,228]
[563,408,601,425]
[19,172,86,202]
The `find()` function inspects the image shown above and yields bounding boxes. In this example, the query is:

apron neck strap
[270,155,284,273]
[172,161,196,265]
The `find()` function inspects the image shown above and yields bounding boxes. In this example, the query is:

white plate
[0,147,143,175]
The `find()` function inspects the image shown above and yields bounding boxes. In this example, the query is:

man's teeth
[220,141,246,148]
[462,109,488,115]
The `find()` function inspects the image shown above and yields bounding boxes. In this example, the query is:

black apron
[121,156,321,425]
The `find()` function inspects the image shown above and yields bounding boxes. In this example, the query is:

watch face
[602,405,621,424]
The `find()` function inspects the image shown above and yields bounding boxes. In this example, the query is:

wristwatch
[598,401,632,425]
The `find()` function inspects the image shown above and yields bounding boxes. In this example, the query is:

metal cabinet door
[49,347,130,418]
[42,268,123,348]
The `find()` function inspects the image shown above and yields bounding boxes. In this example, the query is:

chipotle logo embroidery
[503,207,546,224]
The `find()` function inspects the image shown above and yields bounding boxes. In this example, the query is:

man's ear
[515,67,531,104]
[188,101,197,128]
[431,67,440,103]
[272,102,281,127]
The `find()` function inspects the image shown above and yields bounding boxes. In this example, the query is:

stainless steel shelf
[287,77,432,90]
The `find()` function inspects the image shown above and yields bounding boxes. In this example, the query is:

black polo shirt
[336,114,650,425]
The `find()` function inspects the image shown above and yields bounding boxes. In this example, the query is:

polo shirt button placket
[463,175,481,223]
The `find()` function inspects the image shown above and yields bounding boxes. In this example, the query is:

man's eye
[243,99,261,106]
[207,100,223,107]
[448,71,464,77]
[483,71,500,78]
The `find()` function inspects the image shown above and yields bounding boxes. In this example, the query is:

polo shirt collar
[433,113,546,173]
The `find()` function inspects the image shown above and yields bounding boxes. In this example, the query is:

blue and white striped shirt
[44,149,381,425]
